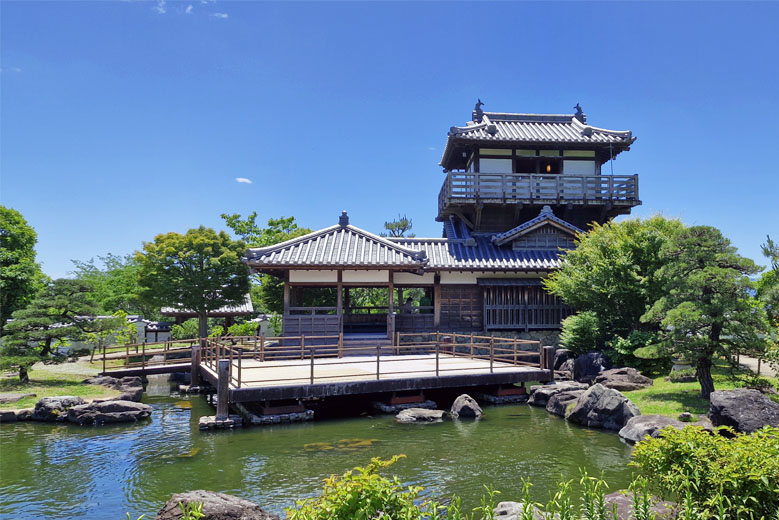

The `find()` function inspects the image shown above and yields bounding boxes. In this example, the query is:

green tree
[642,226,769,398]
[0,206,45,333]
[380,214,415,238]
[136,226,250,339]
[84,310,137,358]
[221,213,312,314]
[544,216,684,364]
[1,278,97,382]
[71,253,159,318]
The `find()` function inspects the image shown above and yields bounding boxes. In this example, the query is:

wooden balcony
[438,172,640,216]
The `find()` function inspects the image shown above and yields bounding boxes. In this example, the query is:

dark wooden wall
[439,285,483,332]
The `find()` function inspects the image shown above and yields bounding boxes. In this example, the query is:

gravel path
[739,355,778,377]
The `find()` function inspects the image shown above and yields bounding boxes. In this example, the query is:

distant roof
[161,294,254,317]
[492,206,583,246]
[245,211,428,270]
[441,104,636,169]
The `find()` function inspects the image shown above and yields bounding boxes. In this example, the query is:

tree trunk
[40,338,53,357]
[198,313,208,341]
[19,365,29,384]
[697,357,715,399]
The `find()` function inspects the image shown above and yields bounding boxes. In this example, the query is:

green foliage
[171,319,200,340]
[136,226,250,339]
[1,278,98,381]
[559,311,603,355]
[631,425,779,519]
[178,501,204,520]
[380,214,415,238]
[0,205,46,334]
[667,368,696,383]
[84,310,137,354]
[642,226,770,398]
[545,216,683,367]
[71,253,159,318]
[208,325,224,338]
[610,331,670,375]
[226,321,259,337]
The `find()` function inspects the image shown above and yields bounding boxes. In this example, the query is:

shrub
[560,312,604,355]
[667,368,696,383]
[226,321,259,337]
[631,425,779,518]
[171,319,199,340]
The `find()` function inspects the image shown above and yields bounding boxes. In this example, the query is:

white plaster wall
[342,270,390,283]
[439,271,543,284]
[479,158,513,173]
[393,272,436,285]
[563,160,596,175]
[289,270,339,283]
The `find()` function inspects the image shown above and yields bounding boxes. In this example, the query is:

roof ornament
[539,205,554,216]
[339,210,349,226]
[573,103,586,123]
[473,98,484,123]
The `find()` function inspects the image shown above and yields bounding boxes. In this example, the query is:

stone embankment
[0,375,150,425]
[394,393,483,423]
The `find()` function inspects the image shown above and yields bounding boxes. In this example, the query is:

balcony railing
[438,172,639,214]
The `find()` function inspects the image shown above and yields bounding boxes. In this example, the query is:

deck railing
[438,172,639,213]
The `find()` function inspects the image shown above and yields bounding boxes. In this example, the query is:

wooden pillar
[433,273,441,330]
[543,346,556,381]
[387,272,395,340]
[336,270,343,325]
[190,345,201,386]
[216,359,229,420]
[283,272,291,317]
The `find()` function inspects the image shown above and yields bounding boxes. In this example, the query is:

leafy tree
[171,318,200,340]
[0,206,45,333]
[1,278,97,382]
[84,310,137,358]
[642,226,769,398]
[136,226,250,339]
[380,214,415,238]
[71,253,159,318]
[544,216,684,366]
[221,213,312,314]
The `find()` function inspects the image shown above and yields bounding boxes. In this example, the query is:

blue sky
[2,1,778,278]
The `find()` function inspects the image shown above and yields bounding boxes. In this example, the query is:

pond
[0,391,634,519]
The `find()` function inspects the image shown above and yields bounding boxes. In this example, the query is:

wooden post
[102,342,106,374]
[310,347,315,384]
[125,345,129,368]
[435,343,440,376]
[489,338,494,373]
[338,332,343,358]
[238,348,242,388]
[513,339,518,365]
[216,359,229,420]
[433,274,441,329]
[300,334,305,360]
[376,344,381,380]
[543,346,556,381]
[470,333,475,358]
[191,345,201,386]
[142,341,146,371]
[260,333,265,362]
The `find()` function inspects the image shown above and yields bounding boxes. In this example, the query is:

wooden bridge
[100,333,555,418]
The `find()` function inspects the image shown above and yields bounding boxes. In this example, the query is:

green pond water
[0,391,635,519]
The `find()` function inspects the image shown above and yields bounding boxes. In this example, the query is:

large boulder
[32,396,85,422]
[87,376,144,402]
[566,384,640,431]
[450,394,483,419]
[67,400,152,425]
[493,501,544,520]
[528,382,588,407]
[155,490,279,520]
[709,388,779,433]
[573,351,612,383]
[395,408,445,423]
[546,390,585,417]
[594,368,653,392]
[618,415,685,444]
[603,491,677,519]
[0,392,36,404]
[553,348,575,370]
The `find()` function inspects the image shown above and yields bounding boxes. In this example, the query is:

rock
[618,415,685,443]
[155,490,279,520]
[566,384,640,431]
[67,400,152,425]
[0,410,17,423]
[603,491,677,519]
[559,358,574,373]
[553,348,575,370]
[678,412,693,422]
[593,367,653,392]
[0,392,37,404]
[32,396,85,422]
[546,390,585,417]
[394,408,445,423]
[493,500,545,520]
[528,382,588,407]
[450,394,483,418]
[16,408,33,421]
[693,416,714,431]
[573,351,612,383]
[708,388,779,433]
[86,375,144,402]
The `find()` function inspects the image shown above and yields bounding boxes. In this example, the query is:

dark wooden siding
[440,284,483,332]
[483,285,572,330]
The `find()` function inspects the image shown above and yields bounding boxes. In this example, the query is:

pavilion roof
[161,294,254,317]
[492,206,583,246]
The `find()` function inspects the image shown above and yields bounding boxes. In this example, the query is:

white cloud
[0,67,22,74]
[185,4,193,14]
[427,146,437,151]
[235,177,253,184]
[211,12,228,19]
[153,0,166,14]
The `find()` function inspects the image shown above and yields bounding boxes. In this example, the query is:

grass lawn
[623,361,779,419]
[0,360,122,410]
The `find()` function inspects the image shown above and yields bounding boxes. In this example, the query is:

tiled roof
[390,236,561,271]
[492,206,583,246]
[245,215,428,269]
[161,294,254,316]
